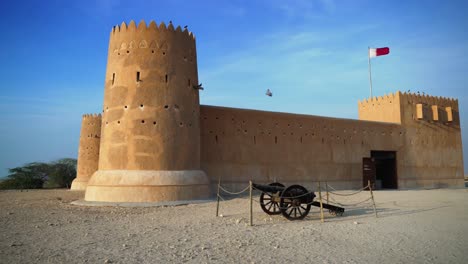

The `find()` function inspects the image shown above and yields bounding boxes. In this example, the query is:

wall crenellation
[82,113,101,119]
[358,91,458,108]
[358,91,400,106]
[400,92,458,110]
[111,20,195,40]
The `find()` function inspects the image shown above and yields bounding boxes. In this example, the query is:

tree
[0,162,50,189]
[0,158,77,190]
[44,158,77,188]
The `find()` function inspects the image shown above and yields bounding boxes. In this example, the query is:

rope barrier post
[318,181,325,223]
[368,180,378,218]
[325,182,329,204]
[249,180,253,226]
[216,177,220,217]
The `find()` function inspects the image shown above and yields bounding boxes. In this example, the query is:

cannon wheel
[280,185,311,220]
[260,182,285,215]
[336,209,344,217]
[329,209,344,217]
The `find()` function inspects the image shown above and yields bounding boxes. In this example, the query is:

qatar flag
[369,47,390,58]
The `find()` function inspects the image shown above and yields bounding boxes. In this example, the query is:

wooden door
[362,157,376,190]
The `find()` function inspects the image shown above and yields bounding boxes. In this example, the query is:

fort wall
[71,114,101,190]
[200,105,405,190]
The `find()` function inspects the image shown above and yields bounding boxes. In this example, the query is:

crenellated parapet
[399,92,458,111]
[110,20,195,40]
[358,91,401,106]
[82,113,102,119]
[71,113,102,190]
[397,92,460,127]
[358,91,458,109]
[358,91,402,124]
[358,91,460,127]
[107,20,197,66]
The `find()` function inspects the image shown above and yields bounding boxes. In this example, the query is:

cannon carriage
[253,182,345,220]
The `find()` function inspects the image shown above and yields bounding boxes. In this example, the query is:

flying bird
[193,83,204,90]
[265,89,272,97]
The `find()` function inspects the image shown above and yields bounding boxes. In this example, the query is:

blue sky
[0,0,467,177]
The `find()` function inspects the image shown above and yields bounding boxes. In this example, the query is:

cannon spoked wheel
[279,185,311,220]
[329,209,344,217]
[259,182,285,215]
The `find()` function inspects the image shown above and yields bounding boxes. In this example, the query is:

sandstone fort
[70,20,464,203]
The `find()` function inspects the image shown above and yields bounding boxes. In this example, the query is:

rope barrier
[218,185,250,195]
[328,196,373,207]
[326,184,369,196]
[217,194,226,201]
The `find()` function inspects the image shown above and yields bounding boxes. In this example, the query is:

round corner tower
[71,114,102,190]
[85,20,210,202]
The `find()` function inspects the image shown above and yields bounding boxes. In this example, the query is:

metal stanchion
[216,177,220,217]
[249,181,253,226]
[318,181,325,223]
[368,180,378,218]
[325,182,329,204]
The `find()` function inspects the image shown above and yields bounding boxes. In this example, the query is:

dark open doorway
[363,151,398,189]
[371,151,397,189]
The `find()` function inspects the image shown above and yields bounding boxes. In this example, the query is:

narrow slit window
[165,74,168,83]
[188,79,191,87]
[112,73,115,85]
[136,72,141,82]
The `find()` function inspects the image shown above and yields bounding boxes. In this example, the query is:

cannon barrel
[252,183,285,193]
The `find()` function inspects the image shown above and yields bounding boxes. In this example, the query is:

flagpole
[368,46,373,98]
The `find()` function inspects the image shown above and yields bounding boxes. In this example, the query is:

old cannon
[252,182,345,220]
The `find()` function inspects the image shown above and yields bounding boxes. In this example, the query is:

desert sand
[1,187,467,263]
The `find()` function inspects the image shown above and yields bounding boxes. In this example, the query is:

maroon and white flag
[369,47,390,58]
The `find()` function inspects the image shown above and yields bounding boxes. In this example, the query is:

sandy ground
[0,187,467,264]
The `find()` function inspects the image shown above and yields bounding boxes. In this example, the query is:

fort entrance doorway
[363,151,398,189]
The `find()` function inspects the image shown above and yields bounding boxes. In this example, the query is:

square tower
[358,91,464,188]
